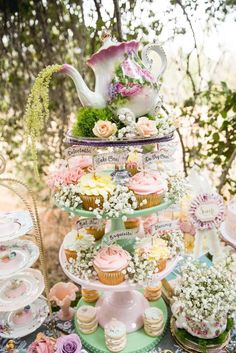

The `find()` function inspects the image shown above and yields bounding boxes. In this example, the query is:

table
[0,312,235,353]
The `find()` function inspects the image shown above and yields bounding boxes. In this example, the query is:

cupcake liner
[94,265,126,285]
[64,249,77,261]
[124,219,140,229]
[79,194,105,210]
[126,164,139,176]
[86,226,105,240]
[134,192,164,210]
[156,259,167,272]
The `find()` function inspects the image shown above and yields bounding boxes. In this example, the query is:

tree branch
[113,0,123,41]
[162,104,188,176]
[217,149,236,193]
[175,0,201,80]
[176,127,188,177]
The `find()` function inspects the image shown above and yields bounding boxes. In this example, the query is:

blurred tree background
[0,0,236,196]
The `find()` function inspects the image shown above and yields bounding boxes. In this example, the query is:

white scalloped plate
[220,221,236,247]
[0,211,33,241]
[59,243,180,292]
[0,240,39,279]
[0,269,45,312]
[0,296,49,338]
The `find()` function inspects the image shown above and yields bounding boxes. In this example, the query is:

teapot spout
[61,64,106,108]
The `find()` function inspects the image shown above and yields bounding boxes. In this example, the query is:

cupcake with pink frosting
[128,172,166,210]
[93,245,130,285]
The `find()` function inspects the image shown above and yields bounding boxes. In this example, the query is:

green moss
[72,107,114,137]
[175,318,233,351]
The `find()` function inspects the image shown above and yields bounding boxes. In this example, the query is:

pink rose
[143,214,158,235]
[179,220,196,236]
[119,83,142,97]
[93,120,117,138]
[136,117,157,137]
[56,334,82,353]
[27,335,54,353]
[47,171,64,189]
[63,167,84,185]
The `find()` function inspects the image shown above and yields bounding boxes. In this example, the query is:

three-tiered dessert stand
[58,133,180,353]
[0,155,51,339]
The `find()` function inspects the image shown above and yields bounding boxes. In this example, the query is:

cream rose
[136,117,157,137]
[93,120,117,138]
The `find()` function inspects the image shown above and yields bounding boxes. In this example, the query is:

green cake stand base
[74,294,168,353]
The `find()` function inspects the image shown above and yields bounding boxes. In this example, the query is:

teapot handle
[141,42,167,80]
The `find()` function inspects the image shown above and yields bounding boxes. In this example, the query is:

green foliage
[175,317,234,351]
[24,65,63,176]
[72,107,114,137]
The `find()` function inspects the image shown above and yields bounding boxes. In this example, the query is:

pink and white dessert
[225,198,236,239]
[93,245,130,285]
[5,280,27,299]
[128,172,167,209]
[12,306,33,325]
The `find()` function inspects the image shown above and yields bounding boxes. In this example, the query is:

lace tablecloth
[0,312,235,353]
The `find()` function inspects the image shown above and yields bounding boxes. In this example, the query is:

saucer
[0,240,39,279]
[0,296,49,338]
[0,211,33,241]
[220,222,236,248]
[0,269,45,311]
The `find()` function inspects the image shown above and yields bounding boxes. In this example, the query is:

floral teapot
[61,31,167,117]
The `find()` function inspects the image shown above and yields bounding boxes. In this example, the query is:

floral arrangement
[66,240,167,285]
[93,184,138,220]
[126,251,157,286]
[172,260,236,340]
[72,105,175,140]
[155,230,184,258]
[54,184,82,212]
[27,333,82,353]
[24,65,63,175]
[165,174,188,204]
[67,243,101,281]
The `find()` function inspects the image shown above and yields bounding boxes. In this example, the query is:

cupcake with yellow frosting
[79,173,115,210]
[63,229,95,261]
[148,238,170,272]
[136,237,170,272]
[125,152,140,176]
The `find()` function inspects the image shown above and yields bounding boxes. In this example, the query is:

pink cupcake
[93,245,130,285]
[128,172,166,210]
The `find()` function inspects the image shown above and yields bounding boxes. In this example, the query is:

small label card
[189,192,224,230]
[105,230,137,244]
[65,145,96,158]
[152,220,180,234]
[93,152,128,169]
[142,148,174,165]
[76,218,104,230]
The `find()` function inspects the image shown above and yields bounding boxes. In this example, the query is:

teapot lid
[87,31,139,67]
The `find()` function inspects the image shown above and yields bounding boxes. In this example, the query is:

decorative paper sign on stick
[104,230,137,244]
[65,145,96,158]
[189,193,224,230]
[76,218,104,230]
[152,220,180,234]
[93,152,128,169]
[142,147,174,165]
